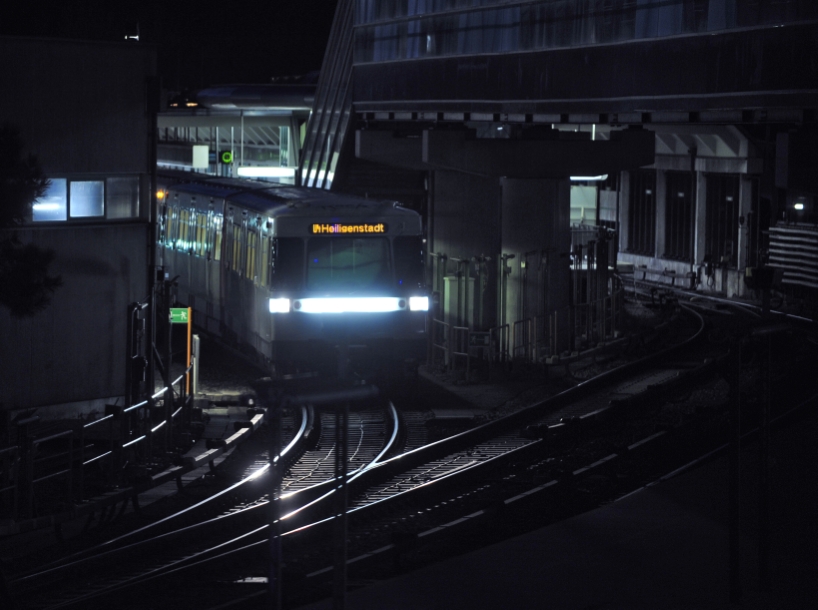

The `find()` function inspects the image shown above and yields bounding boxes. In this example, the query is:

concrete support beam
[355,130,429,171]
[423,129,655,178]
[356,128,655,178]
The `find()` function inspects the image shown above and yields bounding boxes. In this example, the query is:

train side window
[212,214,223,261]
[178,209,191,251]
[166,204,177,247]
[195,212,207,257]
[393,236,424,289]
[260,235,271,287]
[231,220,244,274]
[271,238,304,290]
[245,230,258,281]
[224,216,234,267]
[158,201,167,245]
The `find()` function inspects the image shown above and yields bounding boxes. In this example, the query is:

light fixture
[237,166,297,178]
[409,296,429,311]
[570,175,608,182]
[269,298,291,313]
[293,297,405,314]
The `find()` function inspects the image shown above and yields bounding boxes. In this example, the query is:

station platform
[297,371,818,610]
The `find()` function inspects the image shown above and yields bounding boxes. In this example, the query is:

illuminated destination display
[311,223,387,235]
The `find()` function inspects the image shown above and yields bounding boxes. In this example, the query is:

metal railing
[0,364,195,522]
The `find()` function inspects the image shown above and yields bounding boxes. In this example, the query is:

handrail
[0,361,198,525]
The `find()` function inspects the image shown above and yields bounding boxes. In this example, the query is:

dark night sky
[0,1,339,90]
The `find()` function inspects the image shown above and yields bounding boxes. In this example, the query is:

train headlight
[409,296,429,312]
[296,297,403,314]
[269,298,291,313]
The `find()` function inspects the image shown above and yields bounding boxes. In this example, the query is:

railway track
[6,298,817,610]
[5,399,407,610]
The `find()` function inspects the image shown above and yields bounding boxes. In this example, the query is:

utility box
[443,275,474,329]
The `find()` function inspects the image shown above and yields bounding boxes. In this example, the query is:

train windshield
[307,237,391,292]
[394,236,424,290]
[271,238,304,290]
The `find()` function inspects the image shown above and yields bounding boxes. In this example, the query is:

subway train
[156,170,428,379]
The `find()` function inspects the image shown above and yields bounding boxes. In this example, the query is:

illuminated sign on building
[311,223,387,235]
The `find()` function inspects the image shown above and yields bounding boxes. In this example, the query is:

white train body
[157,170,427,376]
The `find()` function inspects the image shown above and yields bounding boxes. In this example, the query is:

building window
[570,185,598,226]
[107,176,140,219]
[628,170,656,255]
[705,173,740,268]
[32,179,68,222]
[69,181,105,218]
[664,171,694,261]
[32,175,140,222]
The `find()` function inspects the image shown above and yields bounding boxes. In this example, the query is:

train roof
[157,170,417,218]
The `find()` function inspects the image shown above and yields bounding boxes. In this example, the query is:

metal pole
[186,307,192,396]
[164,281,173,451]
[728,336,742,604]
[333,399,349,610]
[192,334,200,398]
[268,395,283,610]
[758,333,771,590]
[333,342,350,609]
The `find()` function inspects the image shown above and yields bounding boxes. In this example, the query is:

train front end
[267,203,427,379]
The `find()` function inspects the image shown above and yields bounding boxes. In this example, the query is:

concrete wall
[0,225,148,412]
[0,37,155,417]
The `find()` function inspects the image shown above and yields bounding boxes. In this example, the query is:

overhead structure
[158,83,316,183]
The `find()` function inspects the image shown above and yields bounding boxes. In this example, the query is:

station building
[0,36,156,419]
[299,0,818,362]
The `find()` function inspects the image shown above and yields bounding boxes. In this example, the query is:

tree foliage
[0,126,62,318]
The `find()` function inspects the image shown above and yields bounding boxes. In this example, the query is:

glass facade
[354,0,818,63]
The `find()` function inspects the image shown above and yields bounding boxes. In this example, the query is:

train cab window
[393,236,424,289]
[306,237,391,292]
[271,238,304,290]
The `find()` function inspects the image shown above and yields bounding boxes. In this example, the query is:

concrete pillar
[655,170,667,258]
[619,171,630,254]
[737,175,753,273]
[430,171,502,329]
[694,171,707,269]
[501,178,571,355]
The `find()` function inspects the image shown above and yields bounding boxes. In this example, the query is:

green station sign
[170,308,190,324]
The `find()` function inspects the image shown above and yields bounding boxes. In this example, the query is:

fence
[427,229,623,377]
[0,364,194,522]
